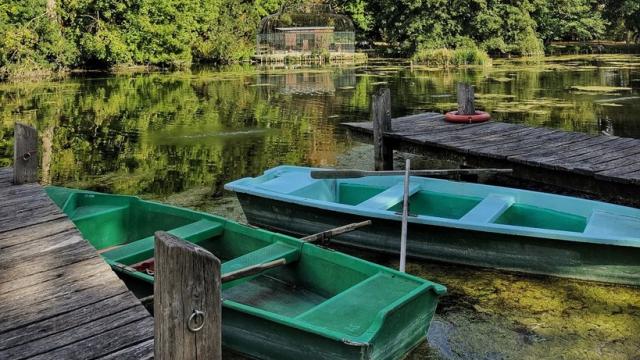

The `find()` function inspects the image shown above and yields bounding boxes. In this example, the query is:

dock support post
[372,87,393,171]
[13,123,38,185]
[457,83,476,115]
[154,231,222,360]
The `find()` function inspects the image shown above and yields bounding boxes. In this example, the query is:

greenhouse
[256,4,356,57]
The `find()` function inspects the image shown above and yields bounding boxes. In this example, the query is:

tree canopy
[0,0,638,79]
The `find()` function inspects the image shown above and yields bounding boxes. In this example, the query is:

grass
[411,47,492,68]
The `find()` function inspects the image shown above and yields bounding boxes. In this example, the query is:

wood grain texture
[457,83,475,115]
[154,231,222,360]
[341,114,640,201]
[13,123,38,184]
[372,87,393,171]
[0,167,153,359]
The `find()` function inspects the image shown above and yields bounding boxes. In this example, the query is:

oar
[301,220,372,243]
[112,258,288,283]
[310,168,512,179]
[222,259,287,283]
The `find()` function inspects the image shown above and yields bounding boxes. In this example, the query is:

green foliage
[0,0,638,79]
[412,46,491,67]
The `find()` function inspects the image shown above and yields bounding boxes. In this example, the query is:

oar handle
[310,168,513,179]
[301,220,372,243]
[221,258,287,283]
[311,170,364,179]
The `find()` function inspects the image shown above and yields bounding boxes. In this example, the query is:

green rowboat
[225,165,640,285]
[45,186,446,360]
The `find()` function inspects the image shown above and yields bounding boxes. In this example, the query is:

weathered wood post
[456,83,476,115]
[13,123,38,185]
[372,87,393,171]
[154,231,222,360]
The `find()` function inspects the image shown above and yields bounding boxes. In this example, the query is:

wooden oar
[301,220,372,243]
[115,221,373,292]
[221,259,287,283]
[310,168,512,179]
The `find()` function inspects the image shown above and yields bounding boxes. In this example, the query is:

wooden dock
[0,167,154,359]
[343,113,640,206]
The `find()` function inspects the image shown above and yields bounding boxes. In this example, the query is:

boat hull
[46,186,445,360]
[237,193,640,285]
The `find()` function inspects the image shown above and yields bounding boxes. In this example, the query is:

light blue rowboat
[225,165,640,285]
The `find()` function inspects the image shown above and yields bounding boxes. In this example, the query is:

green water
[1,54,640,359]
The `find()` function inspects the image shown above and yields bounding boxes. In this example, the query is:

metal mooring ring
[187,309,205,332]
[22,152,31,161]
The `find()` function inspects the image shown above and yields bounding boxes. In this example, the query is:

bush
[412,46,491,67]
[513,28,545,56]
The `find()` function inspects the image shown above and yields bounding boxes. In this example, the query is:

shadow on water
[0,55,639,359]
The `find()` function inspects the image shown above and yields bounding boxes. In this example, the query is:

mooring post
[457,83,476,115]
[372,87,393,171]
[13,123,38,185]
[154,231,222,360]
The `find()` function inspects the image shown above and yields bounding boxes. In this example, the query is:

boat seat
[101,219,224,263]
[460,194,514,223]
[221,242,299,275]
[583,210,640,238]
[354,183,420,210]
[257,172,316,194]
[295,273,419,336]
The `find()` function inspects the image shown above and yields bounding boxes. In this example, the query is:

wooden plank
[0,205,65,233]
[507,134,619,169]
[155,231,222,360]
[455,127,557,159]
[0,178,154,359]
[25,317,154,360]
[13,123,38,185]
[0,293,141,350]
[0,306,150,360]
[0,276,129,333]
[96,339,154,360]
[0,229,83,267]
[0,217,75,250]
[0,237,97,284]
[507,132,597,165]
[0,256,106,295]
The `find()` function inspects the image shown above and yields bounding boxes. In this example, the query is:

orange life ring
[445,111,491,123]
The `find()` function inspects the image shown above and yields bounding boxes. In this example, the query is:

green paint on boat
[225,166,640,286]
[45,186,446,360]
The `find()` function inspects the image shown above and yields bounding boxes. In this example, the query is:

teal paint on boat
[45,186,446,360]
[225,165,640,285]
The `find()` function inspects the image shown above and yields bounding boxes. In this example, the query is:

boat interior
[243,167,640,238]
[46,187,440,339]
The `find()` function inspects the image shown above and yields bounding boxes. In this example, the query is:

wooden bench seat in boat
[583,210,640,238]
[257,172,316,194]
[460,194,514,223]
[101,219,224,263]
[355,183,421,210]
[295,272,421,336]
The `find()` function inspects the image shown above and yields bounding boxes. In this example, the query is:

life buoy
[445,111,491,123]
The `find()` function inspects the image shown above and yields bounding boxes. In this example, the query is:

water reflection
[0,54,639,197]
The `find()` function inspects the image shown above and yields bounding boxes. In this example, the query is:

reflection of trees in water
[0,58,637,196]
[0,72,350,196]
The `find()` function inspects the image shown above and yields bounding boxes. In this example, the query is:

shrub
[412,46,491,67]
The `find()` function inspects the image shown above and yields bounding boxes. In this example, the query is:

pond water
[1,54,639,359]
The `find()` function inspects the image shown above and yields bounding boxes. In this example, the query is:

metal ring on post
[187,309,205,332]
[22,152,31,161]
